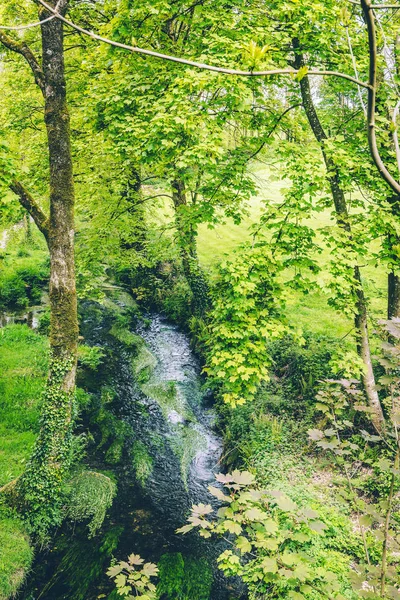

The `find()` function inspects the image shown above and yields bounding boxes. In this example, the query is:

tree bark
[388,272,400,319]
[387,199,400,319]
[293,43,384,432]
[172,179,209,314]
[42,0,78,374]
[0,1,79,527]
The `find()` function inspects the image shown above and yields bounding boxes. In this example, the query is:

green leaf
[295,66,309,81]
[236,536,252,553]
[107,564,123,578]
[142,562,158,577]
[261,557,278,573]
[274,495,297,512]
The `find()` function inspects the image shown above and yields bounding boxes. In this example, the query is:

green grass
[0,325,48,487]
[0,513,33,600]
[0,325,48,599]
[197,165,387,337]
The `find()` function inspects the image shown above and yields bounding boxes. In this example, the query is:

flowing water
[20,300,245,599]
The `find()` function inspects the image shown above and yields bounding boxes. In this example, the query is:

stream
[17,298,244,600]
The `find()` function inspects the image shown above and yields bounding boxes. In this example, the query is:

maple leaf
[208,485,231,502]
[231,470,255,486]
[142,562,159,578]
[107,564,123,578]
[128,554,144,566]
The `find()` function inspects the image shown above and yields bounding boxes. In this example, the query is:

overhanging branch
[0,31,45,94]
[10,180,49,242]
[35,0,371,89]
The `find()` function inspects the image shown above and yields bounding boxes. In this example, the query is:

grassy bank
[0,325,48,599]
[197,165,387,338]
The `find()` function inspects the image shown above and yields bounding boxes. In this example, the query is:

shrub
[0,262,49,310]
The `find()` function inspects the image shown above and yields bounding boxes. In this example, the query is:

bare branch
[9,180,49,242]
[0,15,55,30]
[361,0,400,194]
[247,103,302,162]
[0,31,45,94]
[35,0,371,89]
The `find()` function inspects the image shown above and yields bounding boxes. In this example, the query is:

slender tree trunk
[293,43,384,432]
[119,166,148,251]
[387,196,400,319]
[16,2,79,532]
[388,272,400,318]
[43,9,78,366]
[172,179,209,314]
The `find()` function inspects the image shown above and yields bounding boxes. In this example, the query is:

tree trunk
[293,43,384,432]
[44,0,78,427]
[16,1,79,533]
[388,272,400,318]
[172,179,209,314]
[387,196,400,319]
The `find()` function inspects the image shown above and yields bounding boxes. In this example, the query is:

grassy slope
[197,165,387,337]
[0,324,48,599]
[0,229,49,599]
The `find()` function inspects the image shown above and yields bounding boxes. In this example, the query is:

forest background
[1,0,400,599]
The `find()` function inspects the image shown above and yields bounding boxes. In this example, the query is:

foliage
[178,470,353,599]
[66,471,116,538]
[78,344,105,370]
[107,553,158,600]
[0,261,49,310]
[117,261,194,328]
[16,354,78,540]
[307,319,400,598]
[205,241,289,407]
[0,325,47,597]
[156,553,212,600]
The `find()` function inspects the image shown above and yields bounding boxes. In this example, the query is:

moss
[132,345,157,381]
[156,553,213,600]
[140,381,193,421]
[105,439,124,464]
[131,441,154,486]
[157,552,185,598]
[66,471,117,538]
[0,511,33,600]
[110,323,142,349]
[168,427,206,486]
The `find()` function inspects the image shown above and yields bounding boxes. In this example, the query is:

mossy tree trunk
[0,1,78,532]
[293,43,385,433]
[172,179,210,315]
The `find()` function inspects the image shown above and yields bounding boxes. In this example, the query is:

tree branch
[35,0,371,89]
[0,15,55,31]
[0,31,45,95]
[361,0,400,194]
[9,180,49,242]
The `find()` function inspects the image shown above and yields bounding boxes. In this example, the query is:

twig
[0,15,55,30]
